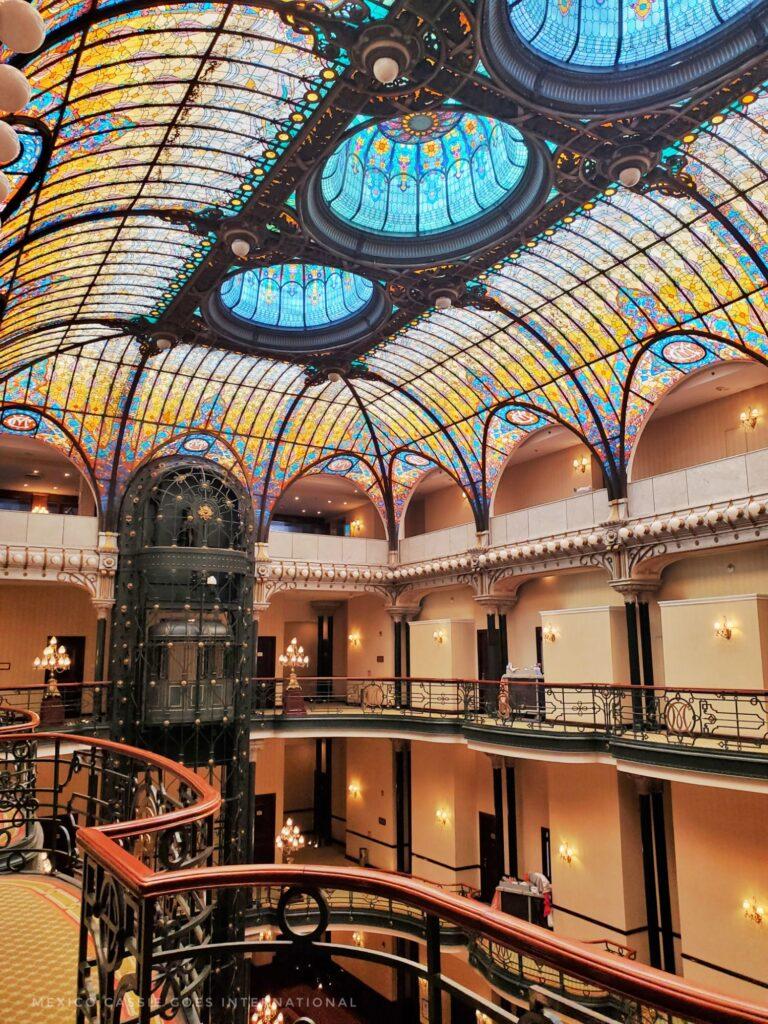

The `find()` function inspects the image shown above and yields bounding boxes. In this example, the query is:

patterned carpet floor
[0,873,82,1024]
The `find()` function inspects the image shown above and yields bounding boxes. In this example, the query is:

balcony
[1,710,766,1024]
[268,529,390,565]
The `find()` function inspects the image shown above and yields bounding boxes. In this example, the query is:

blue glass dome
[300,110,550,267]
[482,0,768,114]
[205,262,391,357]
[508,0,758,69]
[320,111,529,238]
[219,263,374,331]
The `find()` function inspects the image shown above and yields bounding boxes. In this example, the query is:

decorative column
[610,579,660,724]
[385,605,420,706]
[474,596,515,681]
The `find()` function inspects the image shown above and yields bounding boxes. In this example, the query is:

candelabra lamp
[33,636,71,725]
[279,636,309,716]
[275,818,306,864]
[251,994,283,1024]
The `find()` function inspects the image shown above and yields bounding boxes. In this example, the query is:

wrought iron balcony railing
[1,717,767,1024]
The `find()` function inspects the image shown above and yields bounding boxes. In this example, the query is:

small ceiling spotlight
[740,407,759,430]
[743,897,764,925]
[714,616,733,641]
[558,841,575,864]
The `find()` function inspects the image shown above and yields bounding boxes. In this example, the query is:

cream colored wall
[282,737,316,834]
[331,737,347,843]
[0,582,98,687]
[493,444,600,515]
[658,595,768,689]
[253,738,285,849]
[505,571,621,671]
[345,737,397,870]
[257,592,349,678]
[547,763,648,957]
[346,594,393,678]
[539,605,631,685]
[409,619,476,680]
[328,494,387,540]
[514,758,549,877]
[329,930,397,1000]
[671,783,768,999]
[404,480,474,537]
[632,380,768,480]
[410,741,493,889]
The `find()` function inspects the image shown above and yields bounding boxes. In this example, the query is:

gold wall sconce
[558,841,575,864]
[433,628,447,645]
[352,931,365,947]
[743,897,764,925]
[348,781,361,799]
[740,407,760,430]
[350,518,364,535]
[542,622,559,644]
[436,807,450,828]
[573,455,589,474]
[348,631,361,648]
[714,616,733,640]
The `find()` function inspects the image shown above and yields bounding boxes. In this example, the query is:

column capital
[609,577,661,601]
[252,601,271,620]
[91,598,114,620]
[474,593,517,614]
[385,604,420,623]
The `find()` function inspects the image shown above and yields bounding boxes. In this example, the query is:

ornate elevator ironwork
[109,457,256,1021]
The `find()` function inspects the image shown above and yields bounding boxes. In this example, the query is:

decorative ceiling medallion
[404,452,431,467]
[202,262,391,359]
[481,0,768,115]
[326,456,356,472]
[505,408,541,426]
[1,410,39,432]
[661,339,707,365]
[181,435,213,454]
[299,110,551,268]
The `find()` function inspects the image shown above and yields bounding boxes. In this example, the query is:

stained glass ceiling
[0,0,766,543]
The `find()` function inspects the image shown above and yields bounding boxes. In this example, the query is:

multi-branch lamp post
[33,636,71,696]
[279,636,309,716]
[275,817,306,864]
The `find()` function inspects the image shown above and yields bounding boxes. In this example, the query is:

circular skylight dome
[203,263,390,358]
[299,110,551,268]
[482,0,768,115]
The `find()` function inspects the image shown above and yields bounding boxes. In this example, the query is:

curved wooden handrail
[255,675,768,697]
[0,707,40,731]
[71,848,768,1024]
[3,726,766,1023]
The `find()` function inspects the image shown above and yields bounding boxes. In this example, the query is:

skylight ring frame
[298,121,553,269]
[479,0,768,118]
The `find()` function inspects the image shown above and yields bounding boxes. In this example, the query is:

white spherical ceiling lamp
[618,165,643,188]
[372,55,400,84]
[0,0,46,53]
[0,169,11,202]
[0,64,31,113]
[230,237,251,259]
[0,119,19,164]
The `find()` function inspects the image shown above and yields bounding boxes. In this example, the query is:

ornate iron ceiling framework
[0,0,767,543]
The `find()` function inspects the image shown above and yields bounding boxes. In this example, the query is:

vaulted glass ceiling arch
[0,0,766,540]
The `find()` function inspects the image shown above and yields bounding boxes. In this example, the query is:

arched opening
[0,434,97,516]
[401,468,474,539]
[270,473,387,540]
[629,361,768,481]
[491,426,600,516]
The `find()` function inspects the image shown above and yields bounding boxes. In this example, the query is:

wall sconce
[436,807,450,828]
[256,926,274,942]
[348,781,361,799]
[542,622,559,644]
[740,407,760,430]
[743,897,764,925]
[714,616,733,640]
[433,629,447,645]
[348,631,361,648]
[558,841,575,864]
[352,931,365,947]
[573,455,589,474]
[350,518,364,535]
